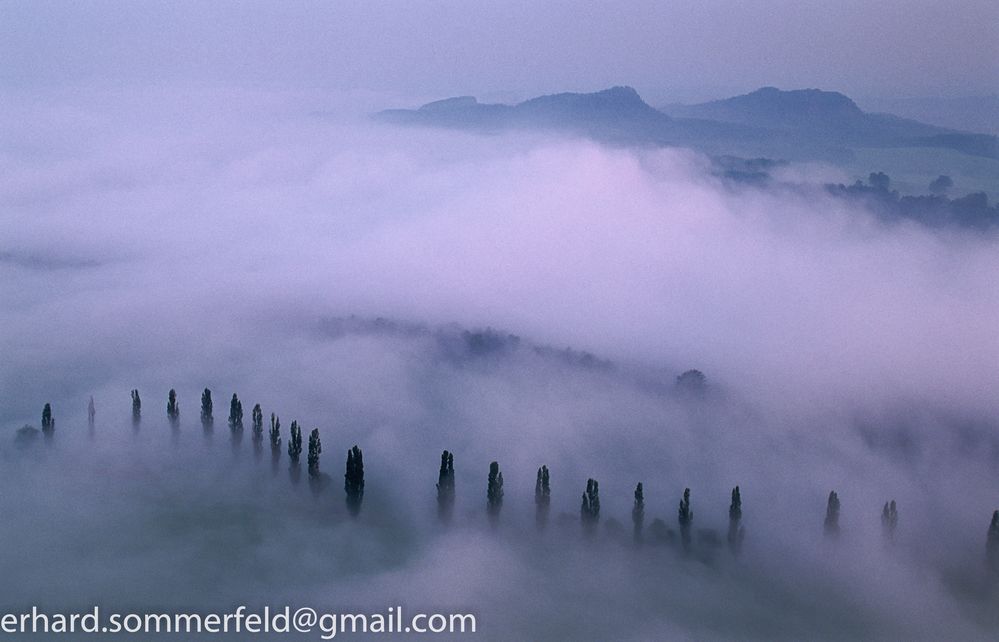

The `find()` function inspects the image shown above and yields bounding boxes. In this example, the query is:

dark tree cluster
[288,421,303,462]
[228,394,243,432]
[15,424,40,447]
[581,478,600,534]
[269,414,282,465]
[486,461,504,525]
[437,450,455,522]
[251,404,264,452]
[728,486,745,555]
[307,428,322,478]
[678,487,693,551]
[824,491,841,536]
[167,389,179,427]
[130,389,141,426]
[988,511,999,576]
[881,499,898,542]
[345,445,364,516]
[41,403,54,440]
[535,465,550,529]
[632,482,645,544]
[675,369,707,395]
[928,174,953,195]
[825,172,999,230]
[200,388,213,431]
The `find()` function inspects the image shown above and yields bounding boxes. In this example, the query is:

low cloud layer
[1,85,997,639]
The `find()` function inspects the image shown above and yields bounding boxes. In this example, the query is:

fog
[1,86,998,640]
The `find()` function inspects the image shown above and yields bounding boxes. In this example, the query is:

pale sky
[2,0,997,103]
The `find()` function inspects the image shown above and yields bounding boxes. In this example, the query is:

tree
[200,388,213,430]
[824,491,841,536]
[676,369,707,395]
[632,482,645,544]
[987,510,999,575]
[436,450,455,522]
[535,465,550,530]
[130,389,141,425]
[228,394,243,432]
[269,413,281,459]
[728,486,745,555]
[288,421,303,462]
[929,174,953,195]
[487,461,504,524]
[167,389,179,426]
[581,478,600,535]
[868,171,891,191]
[345,445,364,516]
[881,500,898,542]
[251,404,264,451]
[87,396,95,426]
[307,429,322,478]
[678,487,693,552]
[41,403,54,440]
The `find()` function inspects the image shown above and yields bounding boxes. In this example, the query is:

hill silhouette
[662,87,996,157]
[377,86,998,162]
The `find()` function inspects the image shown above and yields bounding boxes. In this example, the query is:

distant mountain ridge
[662,87,867,130]
[376,85,998,161]
[380,86,673,138]
[661,86,996,156]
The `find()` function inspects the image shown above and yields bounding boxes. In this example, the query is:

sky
[2,0,998,104]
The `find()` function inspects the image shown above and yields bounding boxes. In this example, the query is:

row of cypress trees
[433,451,999,569]
[37,393,367,516]
[25,399,999,570]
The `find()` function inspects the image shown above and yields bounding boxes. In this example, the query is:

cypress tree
[269,413,282,463]
[307,429,322,478]
[200,388,213,431]
[436,450,455,522]
[678,487,693,552]
[345,445,365,516]
[728,486,745,555]
[41,403,54,440]
[87,396,95,426]
[632,482,645,544]
[228,394,243,432]
[987,510,999,575]
[167,389,179,426]
[824,491,841,536]
[130,389,141,425]
[251,404,264,452]
[487,461,504,524]
[881,500,898,542]
[288,421,303,462]
[581,478,600,534]
[535,465,550,530]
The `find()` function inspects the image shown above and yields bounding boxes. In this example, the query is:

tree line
[15,395,999,574]
[24,392,367,518]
